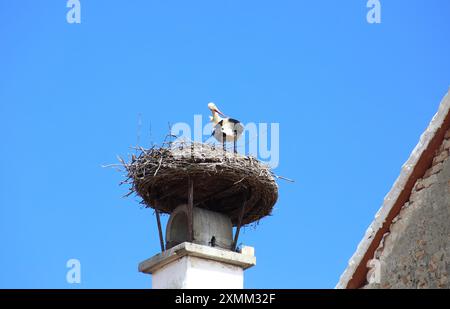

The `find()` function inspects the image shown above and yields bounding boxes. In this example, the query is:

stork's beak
[214,108,226,117]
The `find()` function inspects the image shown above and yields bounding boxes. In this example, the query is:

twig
[101,163,123,168]
[233,177,247,185]
[153,157,163,176]
[273,174,295,182]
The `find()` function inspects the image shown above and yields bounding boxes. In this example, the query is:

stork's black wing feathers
[227,118,240,124]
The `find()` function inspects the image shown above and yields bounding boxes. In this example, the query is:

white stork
[208,102,244,153]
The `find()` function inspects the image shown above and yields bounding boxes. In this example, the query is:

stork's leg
[223,132,226,153]
[234,131,237,154]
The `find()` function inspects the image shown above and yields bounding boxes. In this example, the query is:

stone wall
[364,128,450,288]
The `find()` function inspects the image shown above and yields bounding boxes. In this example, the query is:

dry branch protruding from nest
[121,140,278,226]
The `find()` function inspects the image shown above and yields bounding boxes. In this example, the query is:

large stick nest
[122,140,278,226]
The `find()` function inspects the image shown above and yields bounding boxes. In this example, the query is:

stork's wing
[229,119,244,138]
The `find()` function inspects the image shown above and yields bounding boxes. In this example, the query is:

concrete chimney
[138,205,255,289]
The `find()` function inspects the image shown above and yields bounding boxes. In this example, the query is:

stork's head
[207,102,225,116]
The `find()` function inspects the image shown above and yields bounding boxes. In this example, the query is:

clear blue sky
[1,0,449,288]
